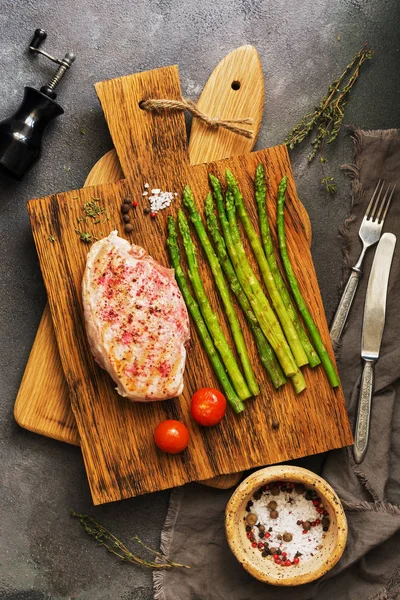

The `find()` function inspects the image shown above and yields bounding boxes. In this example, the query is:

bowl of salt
[225,465,347,585]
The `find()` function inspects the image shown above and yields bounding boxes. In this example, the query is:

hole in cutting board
[231,81,241,91]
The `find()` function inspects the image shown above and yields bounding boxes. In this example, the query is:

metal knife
[354,232,396,463]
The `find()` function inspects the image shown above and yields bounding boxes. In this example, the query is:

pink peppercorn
[151,212,157,218]
[265,532,271,539]
[273,554,279,560]
[251,542,257,548]
[132,200,138,207]
[315,519,321,525]
[258,542,264,549]
[313,499,320,506]
[293,557,300,564]
[302,530,308,534]
[285,560,292,567]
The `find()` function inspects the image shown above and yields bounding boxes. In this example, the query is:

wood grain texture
[15,48,274,490]
[189,45,264,165]
[27,123,353,504]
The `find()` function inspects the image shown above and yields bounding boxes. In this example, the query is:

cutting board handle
[95,66,189,179]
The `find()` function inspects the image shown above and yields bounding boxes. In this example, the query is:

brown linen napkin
[154,128,400,600]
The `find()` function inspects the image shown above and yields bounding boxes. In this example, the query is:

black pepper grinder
[0,29,76,180]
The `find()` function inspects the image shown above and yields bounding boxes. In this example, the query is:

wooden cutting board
[26,64,352,505]
[15,46,278,490]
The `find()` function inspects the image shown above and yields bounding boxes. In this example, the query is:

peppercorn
[253,490,262,500]
[251,542,257,548]
[151,212,157,218]
[293,557,300,564]
[295,483,305,494]
[258,524,265,533]
[277,534,282,540]
[283,532,293,542]
[321,517,330,531]
[272,420,280,430]
[270,510,279,519]
[124,224,134,234]
[267,500,277,510]
[297,520,302,526]
[245,525,251,532]
[143,207,151,215]
[246,513,258,526]
[259,532,264,539]
[269,547,277,555]
[303,521,311,531]
[257,542,264,549]
[276,549,282,555]
[122,214,131,223]
[263,542,269,548]
[121,204,130,214]
[123,198,132,205]
[270,485,280,496]
[132,200,138,207]
[261,550,269,557]
[284,559,291,567]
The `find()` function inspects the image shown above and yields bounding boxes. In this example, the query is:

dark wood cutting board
[27,65,353,505]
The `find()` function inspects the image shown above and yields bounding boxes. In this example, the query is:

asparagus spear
[209,174,304,391]
[254,163,320,368]
[276,176,340,388]
[204,193,286,389]
[178,210,251,401]
[226,169,308,368]
[167,217,245,413]
[182,186,259,397]
[224,189,306,392]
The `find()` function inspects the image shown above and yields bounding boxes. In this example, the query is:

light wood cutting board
[15,46,280,490]
[26,64,352,505]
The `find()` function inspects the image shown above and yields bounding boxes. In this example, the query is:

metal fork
[330,180,396,346]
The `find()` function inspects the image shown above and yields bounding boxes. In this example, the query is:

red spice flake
[121,331,134,345]
[158,360,172,377]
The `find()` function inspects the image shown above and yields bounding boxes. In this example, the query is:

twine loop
[140,98,254,139]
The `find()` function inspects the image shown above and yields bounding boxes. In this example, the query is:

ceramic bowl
[225,465,347,586]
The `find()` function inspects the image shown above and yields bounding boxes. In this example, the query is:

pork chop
[82,231,190,401]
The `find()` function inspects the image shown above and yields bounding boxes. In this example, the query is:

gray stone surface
[0,1,398,598]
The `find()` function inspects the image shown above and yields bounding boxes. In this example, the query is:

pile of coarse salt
[142,182,178,215]
[248,488,325,562]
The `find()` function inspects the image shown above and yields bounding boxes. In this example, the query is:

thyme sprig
[285,43,374,193]
[71,512,190,570]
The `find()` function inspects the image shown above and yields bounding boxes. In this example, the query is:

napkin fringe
[342,500,400,515]
[368,560,400,600]
[153,488,185,600]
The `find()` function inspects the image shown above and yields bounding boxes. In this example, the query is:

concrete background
[0,1,399,598]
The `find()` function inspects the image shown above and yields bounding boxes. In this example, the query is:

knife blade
[354,232,396,463]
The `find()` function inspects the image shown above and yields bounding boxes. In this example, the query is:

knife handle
[354,359,374,464]
[330,270,361,346]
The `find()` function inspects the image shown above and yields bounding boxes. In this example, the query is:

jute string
[140,98,254,139]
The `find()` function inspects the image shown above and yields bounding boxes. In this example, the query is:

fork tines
[366,179,397,223]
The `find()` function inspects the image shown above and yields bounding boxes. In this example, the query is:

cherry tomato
[154,420,190,454]
[191,388,227,426]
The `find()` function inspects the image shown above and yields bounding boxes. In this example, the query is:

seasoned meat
[82,231,190,401]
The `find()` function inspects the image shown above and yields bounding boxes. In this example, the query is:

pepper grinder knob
[29,28,47,50]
